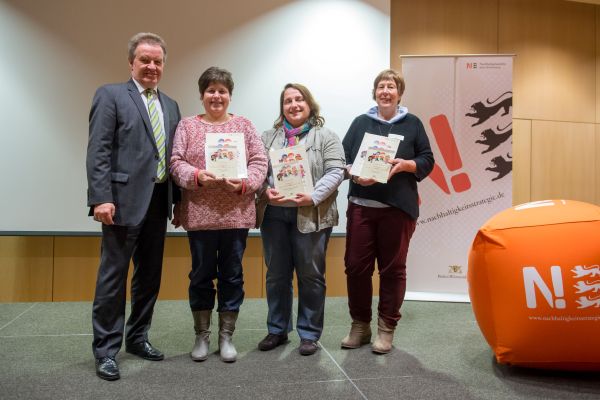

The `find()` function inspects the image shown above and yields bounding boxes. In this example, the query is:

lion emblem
[576,295,600,309]
[574,280,600,294]
[572,265,600,278]
[485,153,512,181]
[475,123,512,154]
[465,91,512,127]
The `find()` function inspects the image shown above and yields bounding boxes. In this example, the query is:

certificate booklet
[350,132,401,183]
[269,144,313,199]
[205,132,248,179]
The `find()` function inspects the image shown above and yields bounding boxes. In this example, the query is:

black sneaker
[258,333,289,351]
[299,339,318,356]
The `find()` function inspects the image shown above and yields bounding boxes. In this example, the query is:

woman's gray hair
[372,69,405,101]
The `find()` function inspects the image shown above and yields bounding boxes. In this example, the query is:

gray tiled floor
[0,298,598,400]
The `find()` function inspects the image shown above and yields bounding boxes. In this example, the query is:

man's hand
[93,203,115,225]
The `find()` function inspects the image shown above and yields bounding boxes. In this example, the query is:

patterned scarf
[283,119,311,147]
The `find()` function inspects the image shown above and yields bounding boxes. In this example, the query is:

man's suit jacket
[86,79,181,226]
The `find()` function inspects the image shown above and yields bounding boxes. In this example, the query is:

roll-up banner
[401,55,514,301]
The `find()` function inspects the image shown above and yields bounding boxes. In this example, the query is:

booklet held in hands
[269,144,313,199]
[205,132,248,179]
[349,132,400,183]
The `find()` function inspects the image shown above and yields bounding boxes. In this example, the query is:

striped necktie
[145,89,166,181]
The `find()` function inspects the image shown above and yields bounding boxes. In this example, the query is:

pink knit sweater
[170,115,268,231]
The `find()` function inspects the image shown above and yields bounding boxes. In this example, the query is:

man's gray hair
[128,32,167,63]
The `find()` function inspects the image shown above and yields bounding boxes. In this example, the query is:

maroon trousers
[344,202,416,327]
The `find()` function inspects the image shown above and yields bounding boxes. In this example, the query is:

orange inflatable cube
[468,199,600,370]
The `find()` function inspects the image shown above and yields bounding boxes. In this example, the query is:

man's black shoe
[258,333,289,351]
[95,357,120,381]
[299,339,319,356]
[125,341,164,361]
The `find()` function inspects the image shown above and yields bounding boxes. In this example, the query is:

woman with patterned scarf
[256,83,345,356]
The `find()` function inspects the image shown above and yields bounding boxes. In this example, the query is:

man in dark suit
[86,32,181,381]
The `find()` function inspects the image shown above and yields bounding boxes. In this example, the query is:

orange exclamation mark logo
[429,114,471,193]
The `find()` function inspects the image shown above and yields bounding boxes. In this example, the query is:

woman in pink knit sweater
[169,67,267,363]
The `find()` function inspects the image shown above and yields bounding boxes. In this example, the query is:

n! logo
[428,114,471,194]
[523,266,566,309]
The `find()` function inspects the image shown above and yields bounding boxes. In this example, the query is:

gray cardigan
[256,125,346,233]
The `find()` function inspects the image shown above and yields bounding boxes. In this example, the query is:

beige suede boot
[191,310,211,361]
[371,317,395,354]
[341,320,372,349]
[218,311,238,363]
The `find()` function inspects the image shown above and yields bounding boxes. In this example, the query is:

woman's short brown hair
[372,69,405,102]
[198,66,234,96]
[274,83,325,129]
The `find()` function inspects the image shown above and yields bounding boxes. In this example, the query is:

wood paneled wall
[392,0,600,207]
[3,0,598,302]
[0,235,363,302]
[0,237,53,302]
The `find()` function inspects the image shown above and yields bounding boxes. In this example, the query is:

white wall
[0,0,389,233]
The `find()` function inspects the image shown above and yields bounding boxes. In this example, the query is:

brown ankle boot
[341,320,372,349]
[371,317,394,354]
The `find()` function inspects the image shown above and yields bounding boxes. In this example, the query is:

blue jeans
[187,229,248,312]
[260,206,332,341]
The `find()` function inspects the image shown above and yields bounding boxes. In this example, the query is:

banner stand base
[405,291,470,303]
